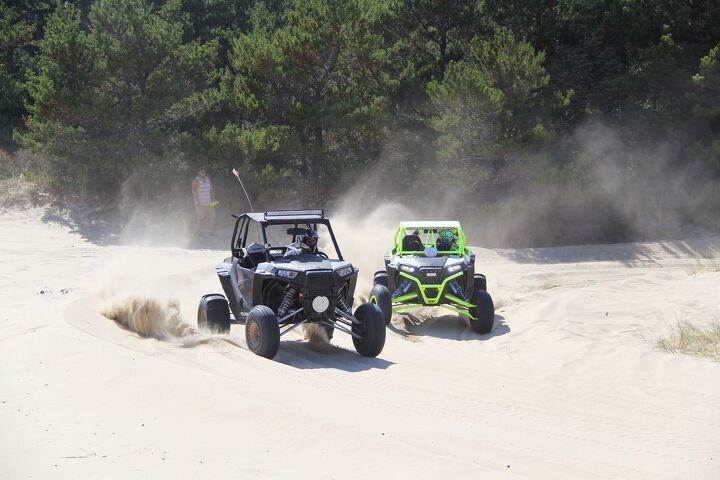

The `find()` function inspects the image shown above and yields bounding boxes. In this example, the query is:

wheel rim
[247,320,261,349]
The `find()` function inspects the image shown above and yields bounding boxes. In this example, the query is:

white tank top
[195,176,212,204]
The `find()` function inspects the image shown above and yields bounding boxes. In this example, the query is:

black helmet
[437,237,453,251]
[302,229,318,249]
[437,229,456,251]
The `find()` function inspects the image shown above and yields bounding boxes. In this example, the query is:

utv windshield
[263,222,341,259]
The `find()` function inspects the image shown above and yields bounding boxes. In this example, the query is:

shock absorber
[337,292,351,313]
[277,287,298,317]
[448,280,468,301]
[392,280,413,298]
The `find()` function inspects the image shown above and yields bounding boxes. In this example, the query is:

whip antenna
[232,168,254,211]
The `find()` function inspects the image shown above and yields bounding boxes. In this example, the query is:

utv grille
[419,267,443,282]
[424,287,439,298]
[305,270,336,294]
[302,270,338,318]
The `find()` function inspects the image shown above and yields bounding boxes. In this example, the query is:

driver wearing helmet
[284,228,319,256]
[436,229,457,251]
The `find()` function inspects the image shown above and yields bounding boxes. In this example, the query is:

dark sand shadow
[388,312,509,341]
[274,339,395,371]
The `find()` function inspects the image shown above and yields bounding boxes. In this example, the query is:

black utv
[198,209,386,359]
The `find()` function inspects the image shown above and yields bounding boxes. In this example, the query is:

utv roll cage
[230,209,344,260]
[392,221,469,256]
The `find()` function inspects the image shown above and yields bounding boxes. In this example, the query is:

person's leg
[207,205,216,232]
[195,204,208,233]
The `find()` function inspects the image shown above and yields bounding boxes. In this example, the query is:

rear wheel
[352,303,386,357]
[469,290,494,334]
[369,284,392,325]
[197,294,230,334]
[373,271,388,287]
[245,306,280,359]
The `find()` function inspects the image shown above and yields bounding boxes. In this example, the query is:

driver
[436,229,457,251]
[284,228,319,256]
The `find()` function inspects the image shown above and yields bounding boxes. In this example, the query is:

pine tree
[427,29,552,191]
[17,0,217,194]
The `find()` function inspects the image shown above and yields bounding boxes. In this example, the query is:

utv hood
[257,254,353,273]
[391,255,465,269]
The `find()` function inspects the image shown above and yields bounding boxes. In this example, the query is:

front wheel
[469,290,494,334]
[352,303,386,357]
[369,284,392,325]
[473,274,487,292]
[245,306,280,359]
[197,294,230,334]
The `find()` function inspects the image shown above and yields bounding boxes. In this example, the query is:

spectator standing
[192,166,215,233]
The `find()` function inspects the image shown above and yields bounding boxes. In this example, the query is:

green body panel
[390,271,476,319]
[398,270,463,305]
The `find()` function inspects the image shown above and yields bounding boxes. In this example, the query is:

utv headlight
[337,266,354,277]
[277,269,299,279]
[400,265,416,273]
[446,264,462,274]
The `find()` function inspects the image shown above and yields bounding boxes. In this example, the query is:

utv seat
[402,235,424,252]
[240,242,269,269]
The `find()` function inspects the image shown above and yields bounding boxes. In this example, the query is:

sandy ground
[1,207,719,479]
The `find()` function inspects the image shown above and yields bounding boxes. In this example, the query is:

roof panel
[399,221,462,229]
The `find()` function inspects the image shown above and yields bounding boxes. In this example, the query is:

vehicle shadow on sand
[274,340,395,372]
[388,313,509,342]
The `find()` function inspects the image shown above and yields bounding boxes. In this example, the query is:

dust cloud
[328,122,719,252]
[503,123,719,247]
[115,170,192,247]
[324,199,414,299]
[93,248,240,347]
[103,296,196,340]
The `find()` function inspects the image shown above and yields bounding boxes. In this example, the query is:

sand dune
[1,208,719,479]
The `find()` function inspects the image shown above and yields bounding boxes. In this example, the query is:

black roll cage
[230,209,344,260]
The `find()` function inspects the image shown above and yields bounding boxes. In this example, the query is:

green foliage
[217,0,390,190]
[0,0,717,240]
[17,0,217,195]
[0,2,58,150]
[427,29,552,192]
[692,44,720,120]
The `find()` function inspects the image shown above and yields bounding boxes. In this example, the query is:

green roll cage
[387,222,477,319]
[392,222,471,256]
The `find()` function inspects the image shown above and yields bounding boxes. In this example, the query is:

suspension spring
[337,294,351,313]
[448,280,468,301]
[277,287,298,317]
[392,280,413,298]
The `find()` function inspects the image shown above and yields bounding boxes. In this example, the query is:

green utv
[370,222,495,334]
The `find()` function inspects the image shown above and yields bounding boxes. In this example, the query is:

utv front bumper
[391,271,477,319]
